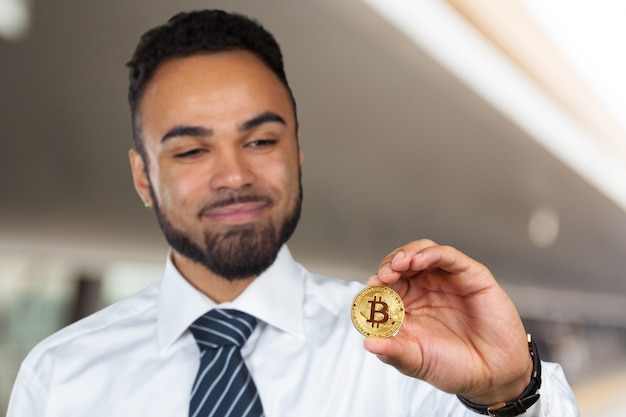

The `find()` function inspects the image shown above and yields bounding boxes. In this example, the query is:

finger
[408,245,477,276]
[377,240,438,283]
[377,240,437,271]
[376,261,402,284]
[363,337,400,361]
[363,336,421,379]
[366,273,383,286]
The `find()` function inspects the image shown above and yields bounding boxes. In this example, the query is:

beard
[149,180,302,281]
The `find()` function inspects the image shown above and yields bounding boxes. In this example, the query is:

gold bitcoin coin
[351,286,404,338]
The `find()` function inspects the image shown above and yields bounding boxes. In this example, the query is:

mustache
[199,192,274,214]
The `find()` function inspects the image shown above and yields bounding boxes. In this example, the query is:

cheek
[153,165,205,210]
[276,158,302,199]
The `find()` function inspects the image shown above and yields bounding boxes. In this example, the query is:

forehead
[138,50,294,134]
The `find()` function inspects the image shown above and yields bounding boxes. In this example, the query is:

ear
[295,123,303,168]
[129,148,154,208]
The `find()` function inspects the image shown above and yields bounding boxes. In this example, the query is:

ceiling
[2,0,626,324]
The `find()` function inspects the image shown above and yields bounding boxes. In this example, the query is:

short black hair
[126,10,296,159]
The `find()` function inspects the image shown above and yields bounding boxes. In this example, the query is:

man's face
[130,50,303,280]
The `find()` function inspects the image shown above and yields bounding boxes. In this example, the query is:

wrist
[457,334,542,417]
[465,355,533,405]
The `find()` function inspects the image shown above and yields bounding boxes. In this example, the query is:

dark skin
[130,50,532,406]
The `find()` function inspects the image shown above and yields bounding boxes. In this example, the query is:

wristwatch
[456,334,542,417]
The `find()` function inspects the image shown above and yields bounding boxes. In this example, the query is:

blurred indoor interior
[1,0,626,415]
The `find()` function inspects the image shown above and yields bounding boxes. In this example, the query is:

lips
[201,200,271,224]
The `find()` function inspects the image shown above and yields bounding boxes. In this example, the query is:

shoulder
[21,282,161,371]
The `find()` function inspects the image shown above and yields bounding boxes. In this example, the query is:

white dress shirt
[8,246,579,416]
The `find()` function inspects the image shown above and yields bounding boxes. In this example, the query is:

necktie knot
[190,309,257,350]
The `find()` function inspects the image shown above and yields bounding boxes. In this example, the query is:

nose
[209,148,255,191]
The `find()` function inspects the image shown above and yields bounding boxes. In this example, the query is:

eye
[247,139,277,148]
[174,148,207,158]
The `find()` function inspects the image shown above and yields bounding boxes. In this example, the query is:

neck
[171,251,255,303]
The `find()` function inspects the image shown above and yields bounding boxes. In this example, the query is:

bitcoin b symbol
[351,286,404,338]
[367,295,389,328]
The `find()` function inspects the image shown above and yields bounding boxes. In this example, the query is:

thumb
[363,336,423,379]
[363,337,401,365]
[364,338,394,367]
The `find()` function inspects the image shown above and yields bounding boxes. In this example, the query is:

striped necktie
[189,309,265,417]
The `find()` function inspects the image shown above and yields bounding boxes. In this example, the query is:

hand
[364,239,533,405]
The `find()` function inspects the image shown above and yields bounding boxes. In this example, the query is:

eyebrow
[161,126,213,143]
[239,111,286,132]
[159,111,286,143]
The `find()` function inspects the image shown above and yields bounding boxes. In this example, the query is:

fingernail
[392,251,405,264]
[380,263,393,275]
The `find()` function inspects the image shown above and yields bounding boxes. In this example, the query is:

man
[8,10,579,417]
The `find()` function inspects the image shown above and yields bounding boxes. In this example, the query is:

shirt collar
[157,245,305,353]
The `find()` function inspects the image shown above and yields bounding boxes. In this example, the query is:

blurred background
[1,0,626,415]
